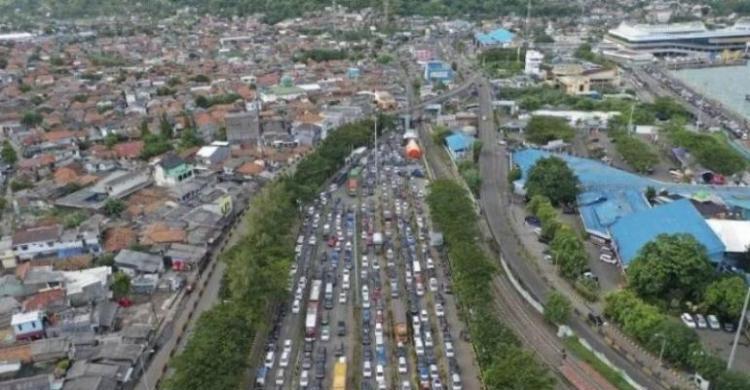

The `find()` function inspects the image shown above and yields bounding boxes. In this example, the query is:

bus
[305,280,323,341]
[332,357,346,390]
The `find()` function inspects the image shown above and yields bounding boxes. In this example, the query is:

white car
[445,341,455,358]
[279,351,290,368]
[264,350,275,369]
[420,309,429,323]
[707,314,721,330]
[435,303,445,317]
[362,256,369,268]
[376,364,386,384]
[292,299,301,314]
[283,339,292,353]
[321,326,330,341]
[339,291,347,304]
[681,313,697,328]
[416,283,424,296]
[600,254,617,264]
[363,360,372,378]
[695,314,708,329]
[398,356,408,374]
[424,331,434,348]
[275,369,284,386]
[429,277,438,292]
[300,369,309,387]
[401,381,412,390]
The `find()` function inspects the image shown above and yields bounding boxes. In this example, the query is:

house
[12,223,102,261]
[294,123,322,146]
[11,310,46,341]
[0,296,20,327]
[423,61,454,84]
[153,154,194,187]
[444,131,476,160]
[165,243,208,271]
[225,110,260,145]
[22,287,65,313]
[55,169,152,210]
[195,141,231,167]
[0,236,15,270]
[474,28,515,48]
[63,267,112,306]
[113,250,164,276]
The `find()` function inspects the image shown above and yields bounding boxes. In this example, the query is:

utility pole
[517,0,532,63]
[728,286,750,370]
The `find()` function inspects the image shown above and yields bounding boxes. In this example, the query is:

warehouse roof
[610,199,725,266]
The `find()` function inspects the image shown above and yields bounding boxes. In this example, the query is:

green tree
[180,127,204,150]
[103,198,125,217]
[195,95,209,109]
[214,126,227,141]
[164,303,254,390]
[507,165,522,184]
[112,272,131,299]
[525,157,580,206]
[1,140,17,165]
[703,276,748,321]
[159,113,174,139]
[525,116,575,145]
[544,291,571,324]
[483,349,555,390]
[550,225,588,279]
[472,139,483,164]
[104,133,120,149]
[627,234,715,306]
[21,111,43,128]
[139,119,150,138]
[190,74,210,83]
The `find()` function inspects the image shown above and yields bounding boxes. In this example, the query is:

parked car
[681,313,697,328]
[695,314,708,329]
[707,314,721,330]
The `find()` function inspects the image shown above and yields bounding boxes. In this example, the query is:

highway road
[474,76,674,390]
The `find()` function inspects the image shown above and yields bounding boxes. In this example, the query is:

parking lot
[255,133,479,389]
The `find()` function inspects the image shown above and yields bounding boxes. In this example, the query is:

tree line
[164,117,389,389]
[426,179,555,389]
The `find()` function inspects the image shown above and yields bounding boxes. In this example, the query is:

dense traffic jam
[255,133,467,390]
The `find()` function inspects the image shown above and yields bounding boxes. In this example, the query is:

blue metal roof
[610,199,725,266]
[445,132,474,153]
[511,148,750,211]
[578,190,651,238]
[475,28,515,45]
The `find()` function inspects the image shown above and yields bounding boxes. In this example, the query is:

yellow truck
[332,357,346,390]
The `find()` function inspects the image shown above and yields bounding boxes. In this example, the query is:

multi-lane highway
[254,132,479,390]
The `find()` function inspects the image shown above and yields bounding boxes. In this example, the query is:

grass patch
[563,337,635,390]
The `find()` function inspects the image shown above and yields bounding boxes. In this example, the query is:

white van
[452,373,462,390]
[415,338,424,355]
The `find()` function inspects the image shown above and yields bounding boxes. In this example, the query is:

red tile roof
[22,287,65,311]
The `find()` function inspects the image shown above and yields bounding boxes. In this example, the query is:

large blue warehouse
[609,199,725,267]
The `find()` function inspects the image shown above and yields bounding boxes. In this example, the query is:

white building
[607,20,750,55]
[524,50,544,76]
[11,225,101,261]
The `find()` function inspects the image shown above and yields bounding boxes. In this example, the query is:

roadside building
[474,28,515,48]
[153,154,194,187]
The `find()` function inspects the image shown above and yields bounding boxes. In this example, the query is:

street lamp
[727,286,750,370]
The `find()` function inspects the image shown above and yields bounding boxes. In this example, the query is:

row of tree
[528,195,588,279]
[605,288,750,389]
[524,116,576,146]
[165,118,387,389]
[603,233,750,388]
[666,121,746,176]
[426,179,555,389]
[610,128,660,174]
